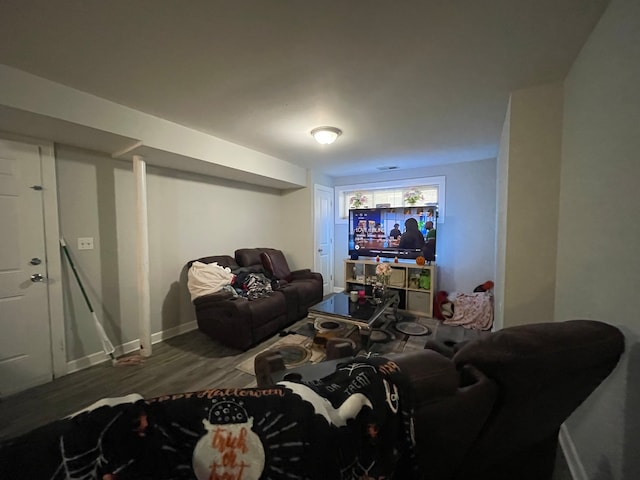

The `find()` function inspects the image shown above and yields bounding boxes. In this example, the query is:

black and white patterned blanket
[0,356,418,479]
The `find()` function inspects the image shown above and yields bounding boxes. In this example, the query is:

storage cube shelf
[344,259,436,317]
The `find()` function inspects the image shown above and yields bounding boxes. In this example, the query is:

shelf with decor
[344,259,436,317]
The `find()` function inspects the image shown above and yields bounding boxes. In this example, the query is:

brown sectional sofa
[0,320,623,479]
[260,319,625,480]
[189,248,323,350]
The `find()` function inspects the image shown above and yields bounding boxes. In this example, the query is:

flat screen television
[348,205,438,261]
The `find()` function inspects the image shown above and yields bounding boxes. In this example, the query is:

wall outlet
[78,237,94,250]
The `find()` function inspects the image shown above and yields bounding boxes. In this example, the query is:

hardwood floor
[0,325,285,443]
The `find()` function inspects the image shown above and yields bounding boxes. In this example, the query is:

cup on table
[358,290,365,300]
[350,290,359,302]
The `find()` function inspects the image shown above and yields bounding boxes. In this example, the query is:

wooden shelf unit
[344,259,436,317]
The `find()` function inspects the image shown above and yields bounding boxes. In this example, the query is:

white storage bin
[389,268,406,288]
[407,290,431,315]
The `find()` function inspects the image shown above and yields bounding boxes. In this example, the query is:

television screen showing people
[348,206,437,261]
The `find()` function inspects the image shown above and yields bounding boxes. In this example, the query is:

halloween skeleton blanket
[0,356,418,479]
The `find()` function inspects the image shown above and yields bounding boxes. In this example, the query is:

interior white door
[0,139,52,397]
[314,185,334,295]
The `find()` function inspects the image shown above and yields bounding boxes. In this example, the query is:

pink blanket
[443,292,493,330]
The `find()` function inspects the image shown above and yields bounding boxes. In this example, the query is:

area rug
[235,334,325,376]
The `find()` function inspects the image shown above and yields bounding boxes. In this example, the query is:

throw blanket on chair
[187,261,236,301]
[0,356,418,479]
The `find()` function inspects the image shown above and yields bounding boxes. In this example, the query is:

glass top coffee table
[307,290,400,331]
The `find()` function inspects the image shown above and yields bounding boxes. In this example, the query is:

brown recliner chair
[235,248,323,320]
[188,255,289,350]
[392,350,499,479]
[449,319,624,480]
[258,319,624,480]
[189,250,322,350]
[256,346,499,480]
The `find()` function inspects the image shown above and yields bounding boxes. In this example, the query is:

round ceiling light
[311,126,342,145]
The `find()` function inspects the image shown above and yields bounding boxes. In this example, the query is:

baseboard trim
[66,321,198,374]
[559,423,587,480]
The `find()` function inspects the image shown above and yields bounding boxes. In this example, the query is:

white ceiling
[0,0,609,178]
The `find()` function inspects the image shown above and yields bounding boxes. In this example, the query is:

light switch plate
[78,237,94,250]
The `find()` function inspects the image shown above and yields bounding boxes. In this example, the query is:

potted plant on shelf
[349,192,367,209]
[404,188,424,206]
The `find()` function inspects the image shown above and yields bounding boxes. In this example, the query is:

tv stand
[344,259,436,317]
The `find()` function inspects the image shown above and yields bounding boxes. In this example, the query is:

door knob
[30,273,45,282]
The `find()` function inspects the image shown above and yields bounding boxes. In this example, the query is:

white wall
[0,65,307,189]
[56,145,301,363]
[333,159,497,294]
[556,0,640,478]
[54,145,499,364]
[493,99,511,331]
[279,172,314,271]
[497,82,563,328]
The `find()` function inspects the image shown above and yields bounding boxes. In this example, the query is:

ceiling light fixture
[311,126,342,145]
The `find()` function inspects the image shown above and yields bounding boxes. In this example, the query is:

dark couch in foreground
[0,320,624,479]
[261,319,625,480]
[190,248,323,350]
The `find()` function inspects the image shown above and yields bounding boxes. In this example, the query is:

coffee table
[307,291,400,351]
[308,291,400,329]
[256,297,435,387]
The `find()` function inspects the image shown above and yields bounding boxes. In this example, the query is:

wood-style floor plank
[0,324,290,442]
